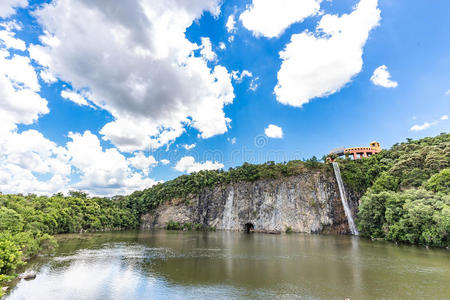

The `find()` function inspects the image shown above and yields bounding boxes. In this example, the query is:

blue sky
[0,0,449,196]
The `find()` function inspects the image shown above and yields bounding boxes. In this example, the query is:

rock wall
[141,170,359,234]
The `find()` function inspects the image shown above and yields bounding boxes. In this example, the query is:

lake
[4,230,449,300]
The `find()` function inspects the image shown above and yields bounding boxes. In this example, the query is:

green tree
[0,207,24,233]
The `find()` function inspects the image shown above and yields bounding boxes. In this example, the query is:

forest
[338,133,449,247]
[0,192,137,295]
[1,133,448,295]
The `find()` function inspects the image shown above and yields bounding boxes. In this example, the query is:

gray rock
[141,170,360,234]
[21,271,37,280]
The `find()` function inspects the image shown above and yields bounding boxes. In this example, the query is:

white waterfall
[223,187,234,230]
[332,162,359,235]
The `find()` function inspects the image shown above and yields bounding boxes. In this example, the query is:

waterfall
[332,162,359,235]
[223,187,234,230]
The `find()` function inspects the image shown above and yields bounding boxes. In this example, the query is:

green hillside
[338,133,449,247]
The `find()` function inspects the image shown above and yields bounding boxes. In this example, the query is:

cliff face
[141,170,359,234]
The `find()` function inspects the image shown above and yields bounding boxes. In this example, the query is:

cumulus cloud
[240,0,322,38]
[231,70,253,83]
[226,15,236,33]
[275,0,381,107]
[0,0,27,18]
[175,156,223,173]
[410,115,448,132]
[39,69,57,84]
[370,65,398,88]
[0,128,71,195]
[219,42,226,50]
[67,131,158,195]
[31,0,234,152]
[264,124,283,138]
[199,37,217,62]
[127,152,157,174]
[0,26,71,195]
[0,128,159,196]
[0,24,25,50]
[0,10,161,196]
[0,40,48,126]
[61,90,90,106]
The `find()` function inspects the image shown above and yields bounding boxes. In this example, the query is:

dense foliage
[166,220,215,231]
[338,133,449,247]
[0,192,138,294]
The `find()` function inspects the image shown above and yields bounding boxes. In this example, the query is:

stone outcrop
[141,170,359,234]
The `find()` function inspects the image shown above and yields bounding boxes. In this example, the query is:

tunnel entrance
[244,222,254,233]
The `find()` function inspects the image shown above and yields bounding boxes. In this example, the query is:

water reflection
[5,230,450,300]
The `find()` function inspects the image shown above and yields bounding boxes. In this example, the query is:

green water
[5,230,449,300]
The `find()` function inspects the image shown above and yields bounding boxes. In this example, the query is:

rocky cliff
[141,170,360,234]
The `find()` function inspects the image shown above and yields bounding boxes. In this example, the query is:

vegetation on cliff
[128,159,325,215]
[338,133,449,247]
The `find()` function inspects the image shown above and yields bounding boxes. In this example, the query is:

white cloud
[127,152,157,174]
[0,25,73,196]
[219,42,226,50]
[182,143,196,150]
[61,90,90,106]
[0,49,48,126]
[370,65,398,88]
[275,0,381,107]
[0,0,27,18]
[231,70,253,83]
[0,16,159,196]
[67,131,158,195]
[410,115,448,132]
[175,156,223,173]
[0,25,26,50]
[240,0,322,38]
[99,119,186,153]
[249,77,259,91]
[31,0,234,152]
[199,37,217,61]
[160,159,170,165]
[0,128,71,195]
[226,15,236,33]
[39,69,57,84]
[264,124,283,138]
[0,127,159,196]
[410,122,435,132]
[446,89,450,96]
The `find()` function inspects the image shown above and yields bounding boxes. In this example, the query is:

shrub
[166,220,182,230]
[424,168,450,193]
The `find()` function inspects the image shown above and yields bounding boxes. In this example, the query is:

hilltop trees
[0,193,138,292]
[339,133,449,247]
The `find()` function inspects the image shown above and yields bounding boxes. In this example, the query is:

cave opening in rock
[244,222,254,233]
